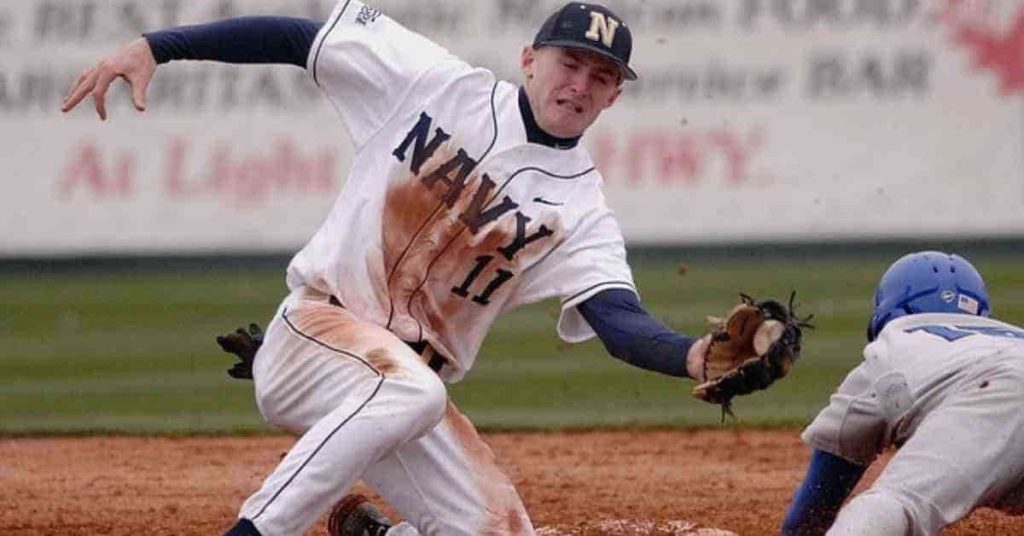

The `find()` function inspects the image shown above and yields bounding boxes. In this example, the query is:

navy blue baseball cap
[533,2,637,81]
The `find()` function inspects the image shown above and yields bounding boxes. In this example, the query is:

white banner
[2,0,1023,256]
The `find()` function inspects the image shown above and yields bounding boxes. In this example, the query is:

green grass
[2,251,1022,434]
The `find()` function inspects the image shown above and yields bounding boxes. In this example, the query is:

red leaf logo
[939,0,1024,95]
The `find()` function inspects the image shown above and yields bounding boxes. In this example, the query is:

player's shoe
[327,494,392,536]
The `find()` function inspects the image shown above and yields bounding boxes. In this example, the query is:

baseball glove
[691,292,812,417]
[215,323,264,380]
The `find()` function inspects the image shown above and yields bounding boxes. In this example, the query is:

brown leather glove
[692,293,813,416]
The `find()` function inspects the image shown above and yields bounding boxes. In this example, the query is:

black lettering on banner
[807,50,931,99]
[160,0,183,28]
[250,70,285,106]
[33,0,190,43]
[661,2,720,27]
[494,0,534,26]
[118,3,148,35]
[392,112,451,174]
[0,12,11,46]
[497,213,554,261]
[219,68,241,107]
[213,0,239,20]
[35,2,93,41]
[737,0,922,29]
[151,67,191,108]
[0,70,62,113]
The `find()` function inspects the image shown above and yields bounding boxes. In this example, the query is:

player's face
[521,46,623,138]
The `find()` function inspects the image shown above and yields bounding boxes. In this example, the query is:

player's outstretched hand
[61,37,157,120]
[216,323,265,380]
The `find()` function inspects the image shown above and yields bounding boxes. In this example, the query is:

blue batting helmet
[866,251,991,341]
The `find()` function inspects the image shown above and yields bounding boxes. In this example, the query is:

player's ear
[520,45,536,81]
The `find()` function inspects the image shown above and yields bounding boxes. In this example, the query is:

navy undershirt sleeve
[780,449,867,536]
[577,288,695,378]
[143,17,322,68]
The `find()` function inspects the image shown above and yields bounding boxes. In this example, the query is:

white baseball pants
[827,363,1024,535]
[238,288,534,536]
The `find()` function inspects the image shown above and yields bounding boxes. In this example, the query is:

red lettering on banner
[163,138,337,207]
[58,142,135,199]
[620,131,702,185]
[164,138,188,196]
[707,127,764,184]
[594,125,765,186]
[592,134,618,179]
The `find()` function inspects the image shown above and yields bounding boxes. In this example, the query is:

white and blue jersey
[803,312,1024,465]
[794,312,1024,535]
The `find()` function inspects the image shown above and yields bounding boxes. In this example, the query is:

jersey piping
[402,164,598,344]
[384,80,501,332]
[251,308,385,520]
[310,0,353,86]
[312,2,450,152]
[562,280,637,305]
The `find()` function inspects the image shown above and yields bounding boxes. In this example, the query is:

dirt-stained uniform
[243,2,636,535]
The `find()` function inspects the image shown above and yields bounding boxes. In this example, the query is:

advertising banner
[1,0,1022,255]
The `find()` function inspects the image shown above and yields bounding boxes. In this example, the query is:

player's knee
[829,489,914,535]
[384,369,447,433]
[410,371,448,424]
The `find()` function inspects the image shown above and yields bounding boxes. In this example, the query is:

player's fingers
[235,328,253,344]
[217,335,242,353]
[61,68,98,113]
[90,64,120,121]
[128,71,150,112]
[62,69,90,104]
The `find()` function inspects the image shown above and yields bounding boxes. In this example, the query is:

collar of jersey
[883,312,1005,333]
[518,87,581,150]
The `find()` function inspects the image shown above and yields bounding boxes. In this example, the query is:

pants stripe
[251,309,385,521]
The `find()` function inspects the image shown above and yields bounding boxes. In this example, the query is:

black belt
[329,295,446,373]
[407,340,447,373]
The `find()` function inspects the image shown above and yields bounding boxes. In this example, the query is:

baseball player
[781,251,1024,535]
[62,3,803,535]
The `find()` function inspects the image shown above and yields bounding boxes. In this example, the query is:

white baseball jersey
[804,312,1024,465]
[803,312,1024,534]
[288,0,636,383]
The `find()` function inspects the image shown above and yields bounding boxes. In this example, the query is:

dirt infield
[2,429,1021,535]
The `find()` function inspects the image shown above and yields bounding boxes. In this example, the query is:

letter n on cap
[585,11,619,47]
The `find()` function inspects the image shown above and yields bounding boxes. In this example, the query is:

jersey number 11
[451,255,514,306]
